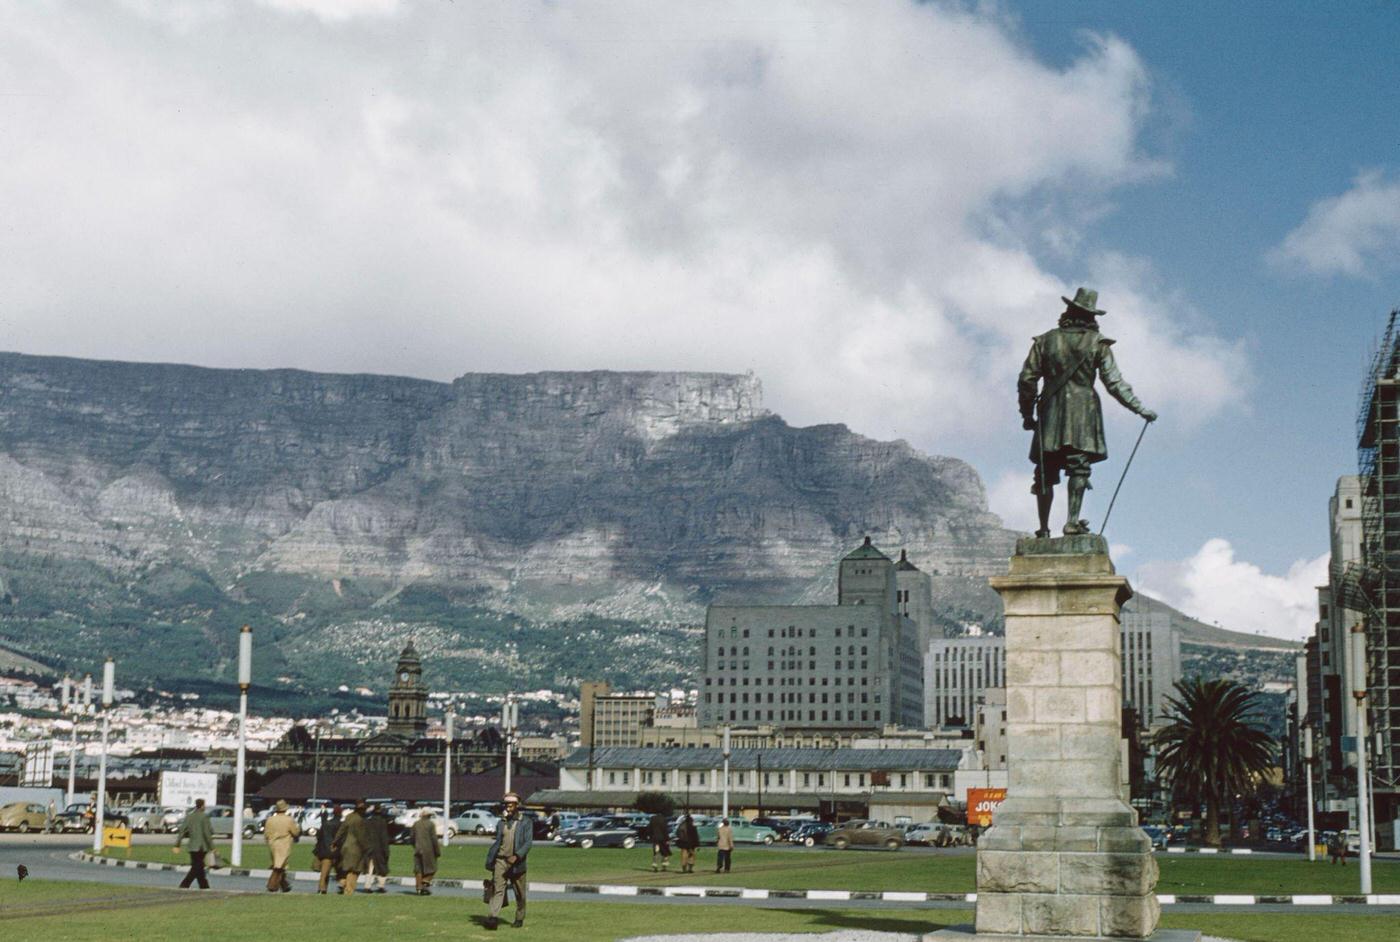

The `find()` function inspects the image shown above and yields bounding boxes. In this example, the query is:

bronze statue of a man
[1019,288,1156,538]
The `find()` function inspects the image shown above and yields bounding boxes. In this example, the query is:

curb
[1165,847,1254,855]
[75,855,1400,906]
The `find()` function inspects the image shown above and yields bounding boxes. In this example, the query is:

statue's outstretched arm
[1097,344,1153,419]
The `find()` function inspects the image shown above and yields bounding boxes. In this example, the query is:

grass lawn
[5,881,1400,942]
[106,843,1400,895]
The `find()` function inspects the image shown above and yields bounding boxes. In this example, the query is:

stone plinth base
[979,538,1160,939]
[925,926,1198,942]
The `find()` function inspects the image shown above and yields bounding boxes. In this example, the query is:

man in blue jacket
[485,792,531,929]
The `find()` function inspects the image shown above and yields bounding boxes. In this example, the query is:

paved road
[1,834,1395,916]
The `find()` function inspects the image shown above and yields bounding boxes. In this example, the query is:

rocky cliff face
[0,352,1014,609]
[0,351,1017,688]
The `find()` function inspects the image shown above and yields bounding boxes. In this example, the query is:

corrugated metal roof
[563,747,960,772]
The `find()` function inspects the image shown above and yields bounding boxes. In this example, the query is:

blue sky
[2,1,1398,640]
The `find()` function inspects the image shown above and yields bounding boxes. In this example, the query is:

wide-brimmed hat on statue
[1061,287,1106,316]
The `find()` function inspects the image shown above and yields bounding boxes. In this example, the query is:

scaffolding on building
[1352,308,1400,811]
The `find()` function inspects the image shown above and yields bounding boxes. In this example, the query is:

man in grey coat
[484,792,531,929]
[172,798,215,889]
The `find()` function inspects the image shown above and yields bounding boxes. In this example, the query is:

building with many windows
[698,538,928,731]
[1119,604,1183,727]
[925,636,1005,728]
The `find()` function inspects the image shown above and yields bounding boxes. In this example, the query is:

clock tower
[387,641,429,739]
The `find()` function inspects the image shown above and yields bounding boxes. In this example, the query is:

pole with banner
[232,626,252,867]
[92,659,114,854]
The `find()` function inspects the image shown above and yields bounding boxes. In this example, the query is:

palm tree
[1152,678,1274,846]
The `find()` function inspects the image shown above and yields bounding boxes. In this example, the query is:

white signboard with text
[158,771,217,809]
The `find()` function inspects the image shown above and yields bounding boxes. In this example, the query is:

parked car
[789,821,833,847]
[452,808,500,835]
[547,811,581,838]
[903,822,942,846]
[391,808,454,842]
[561,817,640,849]
[52,802,129,834]
[298,807,338,837]
[751,816,797,839]
[124,803,172,834]
[0,802,50,833]
[826,819,905,850]
[555,814,612,842]
[1141,825,1169,850]
[693,815,779,846]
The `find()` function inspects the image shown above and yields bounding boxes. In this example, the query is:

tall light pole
[1349,622,1372,894]
[60,676,77,807]
[232,626,252,867]
[91,659,114,853]
[311,723,323,801]
[443,711,454,845]
[721,726,731,818]
[1303,726,1317,863]
[502,696,518,795]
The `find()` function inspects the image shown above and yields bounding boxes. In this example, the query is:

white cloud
[1133,538,1328,642]
[987,469,1040,534]
[1271,169,1400,277]
[0,1,1246,457]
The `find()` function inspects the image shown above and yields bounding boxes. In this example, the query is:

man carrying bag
[484,792,531,930]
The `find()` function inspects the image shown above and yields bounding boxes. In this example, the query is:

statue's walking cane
[1098,416,1151,536]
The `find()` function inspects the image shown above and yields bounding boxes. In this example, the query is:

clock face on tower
[400,672,409,682]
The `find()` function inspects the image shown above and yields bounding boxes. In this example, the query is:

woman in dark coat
[313,807,342,894]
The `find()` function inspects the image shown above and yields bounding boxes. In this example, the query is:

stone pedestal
[974,535,1159,939]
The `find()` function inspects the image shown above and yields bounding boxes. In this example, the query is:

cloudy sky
[3,1,1397,641]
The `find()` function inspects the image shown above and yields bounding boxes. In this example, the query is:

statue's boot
[1063,474,1090,535]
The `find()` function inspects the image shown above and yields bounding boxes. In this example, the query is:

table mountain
[0,351,1019,694]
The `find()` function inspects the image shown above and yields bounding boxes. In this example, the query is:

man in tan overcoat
[263,799,301,892]
[411,808,442,895]
[334,799,372,895]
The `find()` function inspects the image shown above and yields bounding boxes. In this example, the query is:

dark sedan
[561,815,641,849]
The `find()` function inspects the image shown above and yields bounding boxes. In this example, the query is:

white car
[452,808,500,836]
[395,808,455,840]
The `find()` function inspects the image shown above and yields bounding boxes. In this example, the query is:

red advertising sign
[966,787,1006,827]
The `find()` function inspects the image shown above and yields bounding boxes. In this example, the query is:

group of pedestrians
[166,790,530,930]
[647,812,733,874]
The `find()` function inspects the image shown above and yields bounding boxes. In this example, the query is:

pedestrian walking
[675,813,700,874]
[263,800,300,892]
[313,806,342,894]
[647,811,671,872]
[334,799,372,895]
[1327,832,1347,866]
[263,799,301,893]
[172,798,214,889]
[363,803,391,894]
[484,792,532,930]
[715,818,734,873]
[412,808,441,895]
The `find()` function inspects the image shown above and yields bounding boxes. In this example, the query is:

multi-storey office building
[699,538,928,730]
[925,636,1005,728]
[1119,605,1183,727]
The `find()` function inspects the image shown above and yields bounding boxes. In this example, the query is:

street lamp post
[311,724,323,801]
[502,696,519,795]
[91,659,114,854]
[231,626,252,867]
[443,712,454,846]
[1349,623,1372,894]
[721,726,731,818]
[1303,726,1317,863]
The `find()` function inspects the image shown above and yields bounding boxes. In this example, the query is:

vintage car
[451,808,499,835]
[825,819,905,850]
[902,822,942,846]
[124,803,176,834]
[560,815,640,849]
[693,815,780,846]
[0,801,50,833]
[788,821,833,846]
